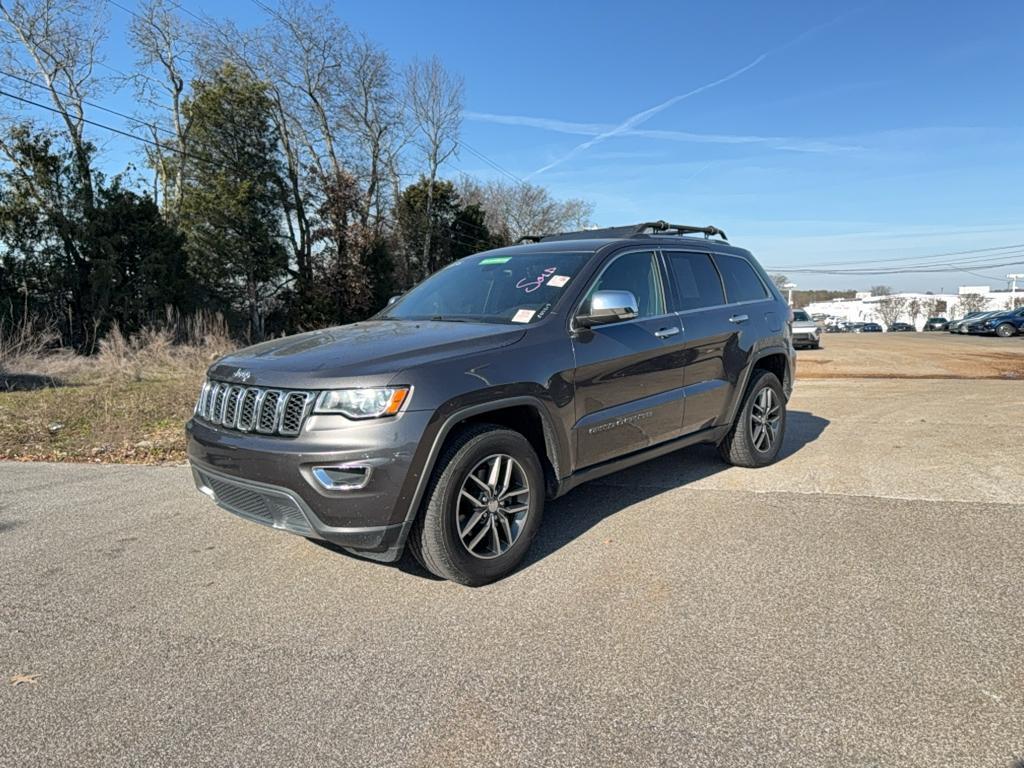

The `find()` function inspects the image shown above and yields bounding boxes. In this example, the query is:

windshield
[792,310,811,321]
[381,251,590,324]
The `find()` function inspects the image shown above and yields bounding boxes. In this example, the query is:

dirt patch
[795,333,1024,380]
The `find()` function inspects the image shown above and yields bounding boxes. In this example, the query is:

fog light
[311,464,372,490]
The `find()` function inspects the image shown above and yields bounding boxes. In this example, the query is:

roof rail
[633,221,728,240]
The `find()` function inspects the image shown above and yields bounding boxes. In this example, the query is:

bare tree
[917,297,939,322]
[954,293,989,318]
[456,176,594,243]
[874,295,908,328]
[870,285,892,297]
[406,56,462,278]
[0,0,107,211]
[0,0,108,349]
[906,298,926,328]
[126,0,195,216]
[340,36,406,233]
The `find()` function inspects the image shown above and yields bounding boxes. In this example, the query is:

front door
[571,250,687,469]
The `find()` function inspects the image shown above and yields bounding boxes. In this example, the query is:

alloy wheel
[456,454,531,559]
[750,387,781,453]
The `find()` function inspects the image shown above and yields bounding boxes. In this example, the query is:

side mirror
[577,290,639,328]
[386,294,402,306]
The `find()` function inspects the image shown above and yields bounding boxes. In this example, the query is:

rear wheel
[996,323,1016,338]
[718,370,786,468]
[408,424,544,586]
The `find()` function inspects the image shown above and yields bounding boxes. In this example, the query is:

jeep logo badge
[231,368,252,383]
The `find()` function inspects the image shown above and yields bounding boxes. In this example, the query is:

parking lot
[2,344,1023,766]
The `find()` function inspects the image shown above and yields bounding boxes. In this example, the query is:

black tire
[811,340,821,349]
[408,424,544,586]
[996,323,1016,338]
[718,370,786,468]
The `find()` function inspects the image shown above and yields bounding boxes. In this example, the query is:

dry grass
[0,311,234,463]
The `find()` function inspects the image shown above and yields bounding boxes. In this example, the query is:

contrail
[526,9,862,178]
[466,112,860,153]
[527,54,767,178]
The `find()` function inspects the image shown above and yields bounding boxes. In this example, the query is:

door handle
[728,314,749,324]
[654,326,680,339]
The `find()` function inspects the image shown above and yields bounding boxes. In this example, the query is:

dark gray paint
[187,234,795,561]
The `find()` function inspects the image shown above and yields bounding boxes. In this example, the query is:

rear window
[663,251,725,311]
[715,255,770,303]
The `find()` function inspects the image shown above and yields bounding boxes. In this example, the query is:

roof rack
[519,222,728,244]
[632,221,728,240]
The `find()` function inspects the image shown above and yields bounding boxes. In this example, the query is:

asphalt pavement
[2,379,1022,767]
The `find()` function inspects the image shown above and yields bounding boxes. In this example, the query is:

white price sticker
[511,309,536,324]
[547,275,570,288]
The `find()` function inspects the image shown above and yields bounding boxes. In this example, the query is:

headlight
[314,387,410,419]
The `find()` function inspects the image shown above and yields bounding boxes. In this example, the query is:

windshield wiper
[429,315,471,323]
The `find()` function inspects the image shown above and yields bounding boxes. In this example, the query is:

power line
[766,242,1024,271]
[0,69,181,142]
[0,87,244,177]
[776,255,1024,277]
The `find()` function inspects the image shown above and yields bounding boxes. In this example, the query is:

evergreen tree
[179,65,288,340]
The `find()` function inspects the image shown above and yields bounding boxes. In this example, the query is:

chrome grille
[194,380,315,437]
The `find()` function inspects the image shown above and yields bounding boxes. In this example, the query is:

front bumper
[186,410,434,561]
[191,462,406,560]
[792,329,820,346]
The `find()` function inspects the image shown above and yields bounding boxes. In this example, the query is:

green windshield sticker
[479,257,511,265]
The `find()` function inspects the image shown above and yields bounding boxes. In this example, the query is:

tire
[996,323,1016,338]
[408,424,544,586]
[718,370,786,468]
[811,340,821,349]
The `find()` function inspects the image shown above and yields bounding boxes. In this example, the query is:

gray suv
[187,222,795,585]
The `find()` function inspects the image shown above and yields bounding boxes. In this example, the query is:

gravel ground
[1,379,1022,767]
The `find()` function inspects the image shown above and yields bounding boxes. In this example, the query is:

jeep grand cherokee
[187,221,795,585]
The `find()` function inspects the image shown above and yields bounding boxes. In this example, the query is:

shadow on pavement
[521,410,829,569]
[332,409,829,582]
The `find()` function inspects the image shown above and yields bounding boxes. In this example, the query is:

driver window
[586,251,666,318]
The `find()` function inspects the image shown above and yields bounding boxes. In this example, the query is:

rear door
[571,249,687,469]
[662,250,741,434]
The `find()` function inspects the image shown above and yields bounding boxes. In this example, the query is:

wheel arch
[399,396,566,534]
[725,346,793,426]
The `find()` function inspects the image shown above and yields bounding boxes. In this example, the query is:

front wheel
[408,424,544,586]
[718,370,786,468]
[996,323,1016,338]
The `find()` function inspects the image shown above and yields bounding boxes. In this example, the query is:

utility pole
[1009,273,1024,307]
[783,282,797,307]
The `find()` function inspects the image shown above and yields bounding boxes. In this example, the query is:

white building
[805,286,1023,329]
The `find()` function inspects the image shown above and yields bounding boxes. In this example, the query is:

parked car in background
[970,307,1024,337]
[888,322,916,332]
[846,322,866,333]
[860,323,883,333]
[791,309,822,349]
[923,317,949,331]
[947,311,989,333]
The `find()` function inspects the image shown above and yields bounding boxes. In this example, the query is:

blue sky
[45,0,1024,291]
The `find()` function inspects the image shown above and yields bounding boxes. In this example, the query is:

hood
[209,320,526,389]
[791,319,818,329]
